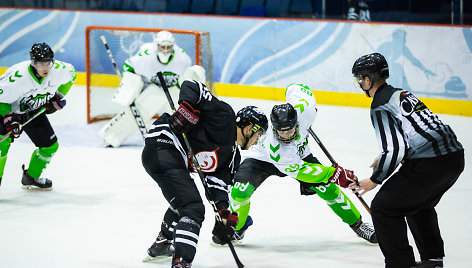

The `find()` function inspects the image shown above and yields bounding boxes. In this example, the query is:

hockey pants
[231,158,361,231]
[142,144,204,262]
[0,113,58,179]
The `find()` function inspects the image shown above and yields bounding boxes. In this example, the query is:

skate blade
[22,185,53,191]
[142,254,172,263]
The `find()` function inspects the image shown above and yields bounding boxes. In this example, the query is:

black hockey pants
[371,150,464,268]
[142,144,205,262]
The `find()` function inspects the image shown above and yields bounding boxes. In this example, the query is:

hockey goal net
[85,26,214,123]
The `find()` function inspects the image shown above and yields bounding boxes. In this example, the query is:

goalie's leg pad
[99,108,141,147]
[315,182,361,225]
[28,141,59,178]
[135,84,180,120]
[0,137,12,178]
[230,181,256,230]
[112,71,144,106]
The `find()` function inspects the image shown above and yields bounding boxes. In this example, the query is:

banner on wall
[0,8,471,101]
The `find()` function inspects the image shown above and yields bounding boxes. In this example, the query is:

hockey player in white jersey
[99,30,199,147]
[0,43,76,189]
[218,83,378,245]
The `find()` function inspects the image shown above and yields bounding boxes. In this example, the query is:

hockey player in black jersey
[141,79,268,268]
[350,53,464,268]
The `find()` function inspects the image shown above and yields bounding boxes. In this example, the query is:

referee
[349,53,464,268]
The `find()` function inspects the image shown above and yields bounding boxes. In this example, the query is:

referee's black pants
[370,150,464,268]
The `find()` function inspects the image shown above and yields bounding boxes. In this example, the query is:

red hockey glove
[329,165,357,188]
[3,113,22,139]
[212,209,239,243]
[44,94,66,114]
[169,101,200,134]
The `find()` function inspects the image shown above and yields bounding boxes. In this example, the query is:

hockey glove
[150,73,163,87]
[212,209,239,244]
[3,113,22,139]
[329,164,357,188]
[44,94,66,114]
[169,101,200,134]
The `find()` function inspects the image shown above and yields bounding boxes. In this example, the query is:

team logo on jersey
[194,149,219,172]
[20,92,53,112]
[399,91,428,116]
[161,72,179,87]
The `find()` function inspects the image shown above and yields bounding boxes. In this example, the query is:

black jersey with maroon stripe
[145,80,240,193]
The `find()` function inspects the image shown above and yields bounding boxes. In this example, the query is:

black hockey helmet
[271,103,297,131]
[271,103,299,144]
[352,53,389,82]
[236,106,268,133]
[30,43,54,64]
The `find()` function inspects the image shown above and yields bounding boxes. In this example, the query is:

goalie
[99,30,207,147]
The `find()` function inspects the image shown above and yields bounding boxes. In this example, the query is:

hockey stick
[100,35,147,139]
[0,107,48,143]
[308,127,371,215]
[157,72,244,268]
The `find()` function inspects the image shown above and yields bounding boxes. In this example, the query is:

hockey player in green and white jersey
[0,43,76,189]
[99,30,203,148]
[214,83,377,245]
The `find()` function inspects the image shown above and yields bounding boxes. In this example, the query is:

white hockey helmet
[178,65,206,87]
[154,30,175,64]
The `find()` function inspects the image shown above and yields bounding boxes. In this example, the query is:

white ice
[0,85,471,268]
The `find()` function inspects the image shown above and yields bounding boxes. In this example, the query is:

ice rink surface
[0,86,471,268]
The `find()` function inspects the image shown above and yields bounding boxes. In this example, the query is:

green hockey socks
[27,141,59,178]
[314,182,361,225]
[230,181,256,230]
[0,137,12,178]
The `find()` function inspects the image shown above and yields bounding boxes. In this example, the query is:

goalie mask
[271,103,299,144]
[30,43,54,74]
[154,31,175,64]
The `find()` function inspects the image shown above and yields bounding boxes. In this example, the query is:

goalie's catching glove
[3,113,22,139]
[44,94,66,114]
[169,101,200,134]
[329,164,357,188]
[212,209,239,244]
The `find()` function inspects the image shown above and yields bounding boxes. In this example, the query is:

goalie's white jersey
[0,60,76,114]
[244,83,318,177]
[122,43,191,85]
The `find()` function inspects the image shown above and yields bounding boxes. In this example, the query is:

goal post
[85,25,215,123]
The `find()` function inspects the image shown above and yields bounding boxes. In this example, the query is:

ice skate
[142,231,174,262]
[172,257,191,268]
[350,218,377,243]
[21,165,52,191]
[415,258,443,268]
[212,215,253,245]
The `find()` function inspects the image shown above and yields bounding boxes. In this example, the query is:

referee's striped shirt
[369,84,463,184]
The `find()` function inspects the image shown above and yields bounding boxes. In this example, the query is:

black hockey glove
[44,94,66,114]
[169,101,200,134]
[212,209,239,244]
[3,113,22,139]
